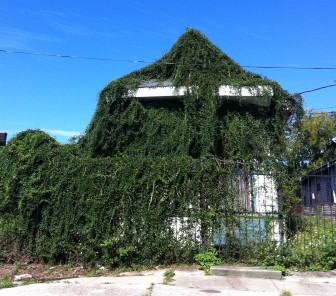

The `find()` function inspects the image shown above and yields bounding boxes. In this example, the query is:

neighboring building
[300,159,336,206]
[0,132,7,146]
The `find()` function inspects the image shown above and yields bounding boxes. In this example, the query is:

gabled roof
[101,28,275,96]
[82,29,300,157]
[301,159,336,180]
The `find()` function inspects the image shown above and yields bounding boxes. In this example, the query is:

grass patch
[0,278,14,289]
[195,251,220,275]
[163,269,175,285]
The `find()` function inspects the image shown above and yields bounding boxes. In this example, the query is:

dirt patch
[0,263,88,282]
[0,263,197,283]
[0,264,16,279]
[2,262,334,285]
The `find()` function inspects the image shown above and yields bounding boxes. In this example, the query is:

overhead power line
[1,48,336,98]
[0,49,151,63]
[243,65,336,70]
[294,83,336,95]
[307,110,336,115]
[1,48,336,70]
[310,105,336,111]
[306,105,336,114]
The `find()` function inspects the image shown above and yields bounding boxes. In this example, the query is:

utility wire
[242,65,336,70]
[1,48,336,98]
[294,83,336,95]
[306,105,336,114]
[2,48,336,70]
[307,110,336,114]
[310,105,336,111]
[0,49,152,63]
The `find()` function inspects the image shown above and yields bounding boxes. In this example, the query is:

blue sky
[1,0,336,143]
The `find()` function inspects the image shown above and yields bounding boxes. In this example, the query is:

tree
[286,112,336,171]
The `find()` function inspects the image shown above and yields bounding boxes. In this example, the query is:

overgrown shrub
[195,250,221,275]
[1,131,274,266]
[263,216,336,271]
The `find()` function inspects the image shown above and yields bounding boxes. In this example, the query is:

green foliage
[286,112,336,172]
[81,29,300,159]
[163,269,175,284]
[195,250,221,275]
[1,130,268,266]
[221,113,271,161]
[0,30,305,270]
[0,216,17,261]
[272,265,288,276]
[0,278,14,289]
[263,217,336,272]
[319,243,336,270]
[286,217,336,271]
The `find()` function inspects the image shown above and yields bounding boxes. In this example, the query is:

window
[317,183,321,192]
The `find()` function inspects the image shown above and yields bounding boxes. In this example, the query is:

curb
[210,265,282,280]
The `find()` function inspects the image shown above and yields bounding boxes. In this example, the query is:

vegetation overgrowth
[285,112,336,173]
[81,28,302,159]
[2,29,334,272]
[195,250,220,275]
[163,269,175,284]
[0,130,273,266]
[263,216,336,272]
[0,278,14,290]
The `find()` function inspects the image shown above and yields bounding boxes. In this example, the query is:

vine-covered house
[81,29,298,216]
[0,29,303,265]
[81,29,299,157]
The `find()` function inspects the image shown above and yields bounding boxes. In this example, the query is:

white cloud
[0,27,60,49]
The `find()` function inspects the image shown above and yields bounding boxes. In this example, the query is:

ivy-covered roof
[82,29,302,159]
[106,28,267,90]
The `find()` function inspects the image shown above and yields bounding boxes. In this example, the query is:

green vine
[81,29,301,159]
[0,29,305,268]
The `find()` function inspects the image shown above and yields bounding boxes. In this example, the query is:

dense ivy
[0,29,304,267]
[81,29,301,159]
[0,130,270,265]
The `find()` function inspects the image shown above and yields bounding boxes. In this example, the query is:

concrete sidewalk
[0,268,335,296]
[153,269,336,295]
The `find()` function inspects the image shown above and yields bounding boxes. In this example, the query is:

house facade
[81,29,299,248]
[300,159,336,206]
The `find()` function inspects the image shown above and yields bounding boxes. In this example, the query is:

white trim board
[131,85,273,106]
